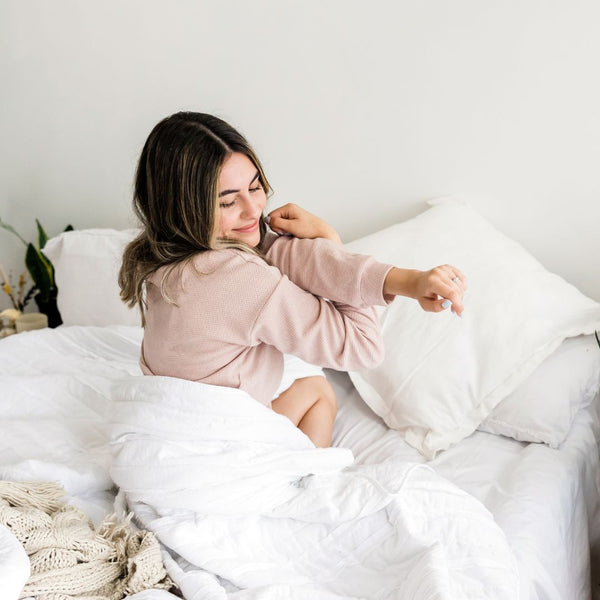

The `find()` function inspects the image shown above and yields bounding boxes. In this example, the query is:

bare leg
[271,376,337,447]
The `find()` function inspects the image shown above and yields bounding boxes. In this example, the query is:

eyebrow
[218,171,260,198]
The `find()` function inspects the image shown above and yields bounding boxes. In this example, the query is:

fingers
[422,265,467,316]
[266,204,341,243]
[267,213,297,236]
[438,288,464,317]
[438,264,468,291]
[267,203,303,236]
[446,267,467,316]
[419,297,460,315]
[449,267,468,291]
[418,297,447,313]
[267,203,302,222]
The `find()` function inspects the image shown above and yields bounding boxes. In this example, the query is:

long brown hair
[119,112,271,320]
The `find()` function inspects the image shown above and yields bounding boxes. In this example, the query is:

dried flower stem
[0,263,34,311]
[18,272,26,305]
[0,264,17,309]
[22,284,37,309]
[2,284,19,310]
[0,264,9,287]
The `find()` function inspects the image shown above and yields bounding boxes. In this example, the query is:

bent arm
[265,235,393,308]
[249,266,385,371]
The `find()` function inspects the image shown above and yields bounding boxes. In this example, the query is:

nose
[239,193,262,218]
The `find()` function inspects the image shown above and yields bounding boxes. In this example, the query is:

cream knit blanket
[0,481,175,600]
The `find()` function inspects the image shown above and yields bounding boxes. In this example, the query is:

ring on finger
[452,276,461,284]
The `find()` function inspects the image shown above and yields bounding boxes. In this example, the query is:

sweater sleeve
[245,258,385,371]
[264,235,394,308]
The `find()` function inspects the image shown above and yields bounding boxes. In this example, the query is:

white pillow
[345,198,600,459]
[478,334,600,447]
[43,229,141,327]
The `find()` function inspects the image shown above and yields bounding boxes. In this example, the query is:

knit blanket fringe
[0,481,175,600]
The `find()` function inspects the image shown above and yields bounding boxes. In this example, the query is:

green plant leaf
[0,216,28,246]
[40,250,54,282]
[25,243,54,302]
[43,249,56,283]
[36,219,48,250]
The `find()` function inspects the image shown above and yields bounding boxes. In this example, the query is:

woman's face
[217,152,266,248]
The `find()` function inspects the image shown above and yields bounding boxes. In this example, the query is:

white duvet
[108,373,519,599]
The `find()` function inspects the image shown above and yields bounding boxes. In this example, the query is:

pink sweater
[140,233,393,406]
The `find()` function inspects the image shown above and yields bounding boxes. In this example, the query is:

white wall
[1,0,599,313]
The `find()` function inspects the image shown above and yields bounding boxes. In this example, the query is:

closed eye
[219,200,235,208]
[218,171,261,202]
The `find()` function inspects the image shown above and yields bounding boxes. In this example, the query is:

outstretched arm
[266,203,467,316]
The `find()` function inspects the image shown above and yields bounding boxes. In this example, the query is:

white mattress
[0,325,598,599]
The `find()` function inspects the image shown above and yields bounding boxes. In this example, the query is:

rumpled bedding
[4,325,599,599]
[110,374,519,599]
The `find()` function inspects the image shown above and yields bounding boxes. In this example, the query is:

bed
[1,198,599,600]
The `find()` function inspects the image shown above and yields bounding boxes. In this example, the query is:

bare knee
[312,376,337,417]
[294,376,336,417]
[271,375,336,425]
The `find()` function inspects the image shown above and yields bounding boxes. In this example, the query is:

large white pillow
[477,334,600,447]
[43,229,141,327]
[345,198,600,459]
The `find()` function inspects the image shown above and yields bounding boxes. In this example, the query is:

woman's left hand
[267,204,342,244]
[383,265,468,316]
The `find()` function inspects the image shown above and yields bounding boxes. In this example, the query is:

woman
[119,112,466,447]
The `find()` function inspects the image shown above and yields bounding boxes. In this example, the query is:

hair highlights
[119,112,271,321]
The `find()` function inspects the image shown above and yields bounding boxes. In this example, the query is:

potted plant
[0,217,73,328]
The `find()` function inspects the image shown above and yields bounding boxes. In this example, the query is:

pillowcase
[345,198,600,459]
[477,334,600,447]
[43,229,141,327]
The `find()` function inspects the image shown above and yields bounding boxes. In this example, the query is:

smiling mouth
[234,220,259,233]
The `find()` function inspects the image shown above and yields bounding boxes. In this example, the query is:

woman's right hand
[383,265,467,316]
[267,204,342,244]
